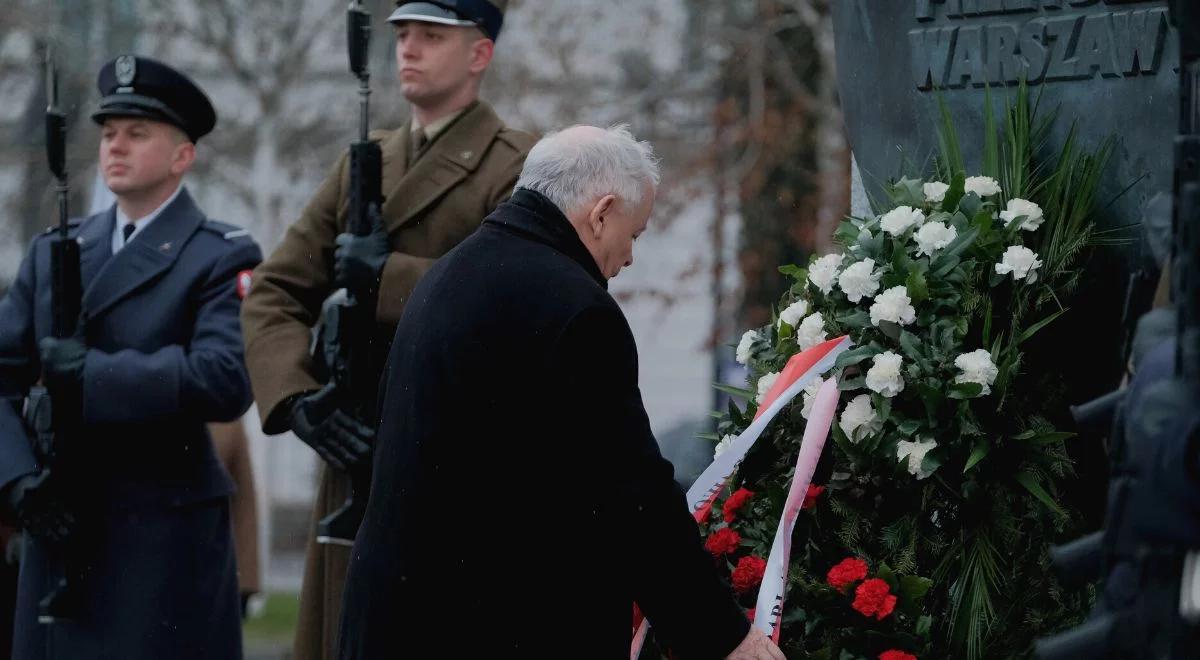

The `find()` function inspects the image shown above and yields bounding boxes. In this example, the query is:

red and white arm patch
[236,270,253,299]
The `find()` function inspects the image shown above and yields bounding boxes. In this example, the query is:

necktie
[122,223,136,245]
[410,129,427,164]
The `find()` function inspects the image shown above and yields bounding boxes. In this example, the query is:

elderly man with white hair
[337,125,785,659]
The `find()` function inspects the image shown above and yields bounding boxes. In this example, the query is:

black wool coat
[338,189,749,659]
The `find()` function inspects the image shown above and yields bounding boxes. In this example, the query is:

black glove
[334,205,390,297]
[3,472,74,544]
[290,385,374,472]
[38,335,87,390]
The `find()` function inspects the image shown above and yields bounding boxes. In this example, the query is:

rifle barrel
[347,1,372,143]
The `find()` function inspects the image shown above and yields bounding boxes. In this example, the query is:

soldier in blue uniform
[0,55,261,659]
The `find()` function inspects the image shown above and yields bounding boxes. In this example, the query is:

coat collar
[378,100,504,233]
[484,188,608,290]
[81,187,206,320]
[77,205,117,290]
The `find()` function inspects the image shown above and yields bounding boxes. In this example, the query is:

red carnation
[879,651,917,660]
[745,608,756,621]
[852,578,898,620]
[731,555,768,593]
[826,557,869,591]
[802,484,825,510]
[723,488,755,522]
[705,527,741,556]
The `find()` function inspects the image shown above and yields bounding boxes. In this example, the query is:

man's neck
[116,180,183,222]
[411,90,478,129]
[564,211,607,279]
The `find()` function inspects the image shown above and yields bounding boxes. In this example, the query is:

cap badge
[115,55,137,86]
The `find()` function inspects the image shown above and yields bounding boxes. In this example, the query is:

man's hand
[3,472,75,544]
[725,628,786,660]
[334,205,390,296]
[290,385,373,472]
[38,335,87,390]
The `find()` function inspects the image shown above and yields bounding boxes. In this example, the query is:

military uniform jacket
[0,188,261,660]
[0,188,261,506]
[241,100,536,431]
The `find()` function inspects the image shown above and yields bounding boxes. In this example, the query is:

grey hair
[515,124,660,214]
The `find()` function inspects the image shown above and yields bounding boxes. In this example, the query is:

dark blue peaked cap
[387,1,506,41]
[92,55,217,142]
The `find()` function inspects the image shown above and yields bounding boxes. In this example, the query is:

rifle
[315,0,383,546]
[1036,3,1200,657]
[24,47,85,624]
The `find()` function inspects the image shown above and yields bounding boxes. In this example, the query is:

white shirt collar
[111,184,184,254]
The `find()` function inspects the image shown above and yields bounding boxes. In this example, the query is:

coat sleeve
[0,240,41,491]
[241,152,347,432]
[374,251,437,326]
[552,304,749,659]
[83,240,263,425]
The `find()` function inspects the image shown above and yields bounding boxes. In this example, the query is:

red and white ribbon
[631,336,851,658]
[753,377,839,641]
[686,336,851,522]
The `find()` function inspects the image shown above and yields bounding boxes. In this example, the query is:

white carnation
[714,434,735,460]
[735,330,758,365]
[837,258,882,303]
[800,377,825,419]
[913,221,958,257]
[897,438,939,479]
[924,181,950,204]
[995,245,1043,282]
[838,394,879,442]
[999,198,1044,231]
[879,206,926,237]
[964,176,1001,197]
[808,253,844,295]
[778,299,808,328]
[796,312,828,351]
[756,371,780,405]
[954,349,999,395]
[865,351,905,398]
[869,286,917,327]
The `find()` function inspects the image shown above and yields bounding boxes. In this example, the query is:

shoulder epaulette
[42,218,83,234]
[201,219,253,242]
[495,128,537,153]
[368,127,398,144]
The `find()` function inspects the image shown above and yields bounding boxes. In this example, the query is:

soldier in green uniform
[239,2,533,659]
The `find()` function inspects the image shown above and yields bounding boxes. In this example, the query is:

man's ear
[587,194,618,239]
[170,141,196,177]
[468,36,495,75]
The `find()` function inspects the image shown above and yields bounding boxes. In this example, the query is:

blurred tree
[140,0,362,248]
[689,0,848,330]
[0,0,142,290]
